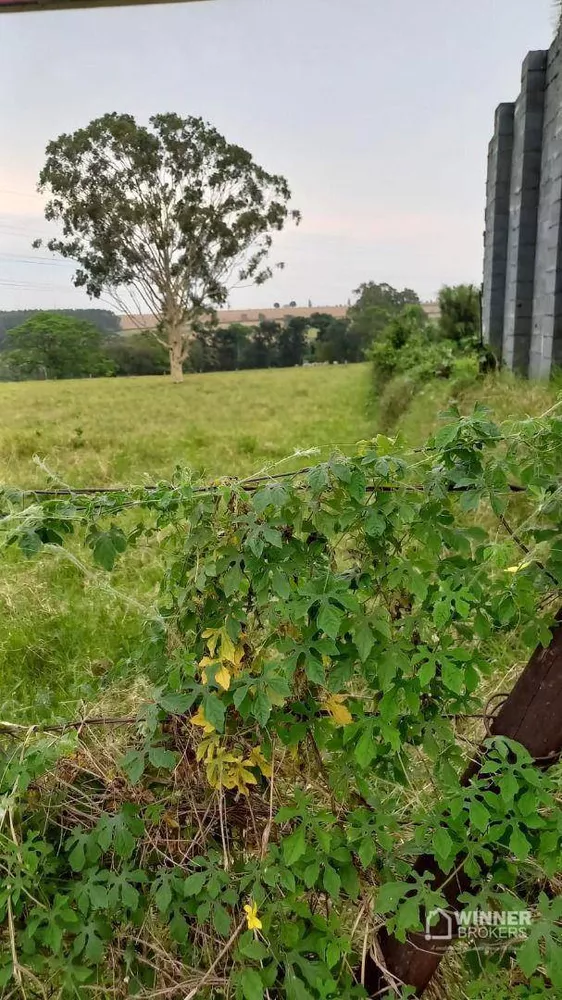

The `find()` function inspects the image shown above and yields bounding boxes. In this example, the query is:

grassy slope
[395,368,558,445]
[0,365,374,721]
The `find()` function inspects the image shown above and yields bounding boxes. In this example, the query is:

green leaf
[68,840,86,873]
[159,692,195,715]
[469,798,490,833]
[92,531,121,571]
[213,902,231,937]
[304,656,325,685]
[323,864,341,899]
[183,872,207,897]
[340,863,360,899]
[303,861,320,888]
[148,745,177,770]
[318,603,343,639]
[154,879,173,915]
[517,934,541,977]
[419,658,437,686]
[433,826,454,866]
[121,880,139,911]
[376,881,405,912]
[18,530,43,558]
[240,968,264,1000]
[364,510,386,537]
[307,464,330,494]
[169,913,189,943]
[442,661,463,695]
[203,693,226,733]
[238,934,269,960]
[499,770,519,806]
[272,569,291,599]
[509,825,531,860]
[433,600,451,630]
[252,689,272,727]
[434,423,459,448]
[354,621,374,662]
[283,825,306,866]
[354,728,376,769]
[121,750,145,785]
[223,563,243,597]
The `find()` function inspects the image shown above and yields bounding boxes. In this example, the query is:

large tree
[346,281,421,357]
[35,113,300,382]
[351,281,420,312]
[3,312,113,380]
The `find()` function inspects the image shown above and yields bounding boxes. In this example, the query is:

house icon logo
[425,907,454,941]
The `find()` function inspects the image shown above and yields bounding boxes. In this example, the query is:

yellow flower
[244,901,262,931]
[190,705,216,735]
[324,694,353,726]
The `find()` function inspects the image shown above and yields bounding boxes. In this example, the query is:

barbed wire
[0,468,529,500]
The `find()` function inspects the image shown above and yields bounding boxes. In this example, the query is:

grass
[0,364,374,721]
[0,365,373,488]
[394,366,559,444]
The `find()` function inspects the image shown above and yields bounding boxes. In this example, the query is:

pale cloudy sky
[0,0,555,311]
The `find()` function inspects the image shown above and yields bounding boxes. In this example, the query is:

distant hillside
[0,309,119,349]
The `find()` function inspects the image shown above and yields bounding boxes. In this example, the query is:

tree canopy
[438,284,481,347]
[35,112,300,381]
[352,281,420,312]
[0,309,118,350]
[2,312,113,381]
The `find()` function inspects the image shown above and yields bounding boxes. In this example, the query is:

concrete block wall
[482,33,562,377]
[482,104,515,358]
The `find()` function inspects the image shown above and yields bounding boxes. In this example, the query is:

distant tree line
[0,283,433,381]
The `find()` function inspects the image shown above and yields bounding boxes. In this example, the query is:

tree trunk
[363,608,562,997]
[168,331,184,383]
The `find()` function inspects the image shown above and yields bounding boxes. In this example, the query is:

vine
[1,402,562,998]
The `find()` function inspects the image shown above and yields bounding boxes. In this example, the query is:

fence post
[363,609,562,996]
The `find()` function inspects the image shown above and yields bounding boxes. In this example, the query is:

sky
[0,0,556,312]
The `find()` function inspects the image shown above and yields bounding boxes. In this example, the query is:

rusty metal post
[364,610,562,997]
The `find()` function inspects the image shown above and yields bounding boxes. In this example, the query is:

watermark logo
[425,908,532,945]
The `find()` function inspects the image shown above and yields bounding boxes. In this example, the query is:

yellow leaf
[190,706,216,735]
[506,560,532,574]
[199,656,218,684]
[220,630,236,663]
[215,664,231,691]
[230,644,245,668]
[196,735,219,762]
[324,694,353,726]
[202,628,221,657]
[247,746,273,778]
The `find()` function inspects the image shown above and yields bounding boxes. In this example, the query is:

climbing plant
[1,401,562,997]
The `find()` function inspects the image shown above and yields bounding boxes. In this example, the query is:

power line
[0,252,71,267]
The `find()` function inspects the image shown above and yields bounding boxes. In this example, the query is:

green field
[0,364,373,488]
[0,364,375,721]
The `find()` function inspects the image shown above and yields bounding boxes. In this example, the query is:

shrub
[371,305,454,393]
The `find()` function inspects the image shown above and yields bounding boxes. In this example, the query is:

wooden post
[363,610,562,997]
